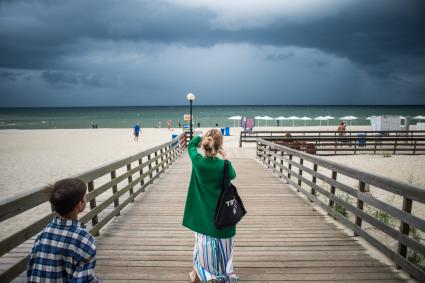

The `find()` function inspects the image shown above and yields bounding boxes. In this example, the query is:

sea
[0,105,424,129]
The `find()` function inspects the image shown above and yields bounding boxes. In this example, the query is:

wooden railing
[0,133,187,282]
[241,130,425,155]
[257,138,425,281]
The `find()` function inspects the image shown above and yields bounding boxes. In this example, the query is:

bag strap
[222,160,230,191]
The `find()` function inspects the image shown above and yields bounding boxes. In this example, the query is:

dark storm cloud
[0,0,215,69]
[0,0,424,106]
[41,71,120,88]
[41,71,79,85]
[0,0,423,76]
[0,71,22,81]
[0,0,425,68]
[265,53,294,61]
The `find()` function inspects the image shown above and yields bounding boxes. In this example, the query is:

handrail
[0,133,187,282]
[245,130,425,134]
[241,130,425,145]
[240,131,425,155]
[256,138,425,281]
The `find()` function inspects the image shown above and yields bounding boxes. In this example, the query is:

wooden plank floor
[95,152,408,282]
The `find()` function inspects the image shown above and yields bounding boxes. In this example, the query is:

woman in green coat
[183,129,238,282]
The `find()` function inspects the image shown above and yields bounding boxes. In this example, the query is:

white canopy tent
[300,116,312,126]
[324,116,334,126]
[413,115,425,122]
[227,116,242,127]
[255,116,265,127]
[314,116,328,126]
[275,116,286,127]
[262,116,274,127]
[287,116,301,127]
[340,116,358,125]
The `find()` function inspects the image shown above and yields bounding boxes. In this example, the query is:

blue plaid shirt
[27,217,99,282]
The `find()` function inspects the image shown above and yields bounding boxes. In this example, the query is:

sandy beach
[1,126,425,229]
[1,125,425,201]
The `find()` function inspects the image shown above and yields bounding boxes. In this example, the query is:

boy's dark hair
[47,178,87,216]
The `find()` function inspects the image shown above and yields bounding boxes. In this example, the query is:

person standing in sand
[133,123,141,141]
[337,121,346,136]
[183,129,238,282]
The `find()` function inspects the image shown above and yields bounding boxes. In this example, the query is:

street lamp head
[186,92,196,101]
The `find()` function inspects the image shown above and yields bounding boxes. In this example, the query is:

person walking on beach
[183,129,238,282]
[133,123,141,141]
[27,178,99,282]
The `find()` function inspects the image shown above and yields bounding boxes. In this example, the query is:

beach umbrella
[262,116,274,127]
[255,116,265,127]
[340,116,358,125]
[287,116,301,127]
[413,115,425,122]
[275,116,286,127]
[366,116,376,120]
[300,116,312,126]
[314,116,328,126]
[227,115,242,127]
[324,116,334,126]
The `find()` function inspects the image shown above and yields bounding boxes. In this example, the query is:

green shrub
[334,192,351,217]
[373,209,395,227]
[408,227,425,271]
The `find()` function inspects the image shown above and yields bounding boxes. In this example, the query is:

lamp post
[186,92,196,140]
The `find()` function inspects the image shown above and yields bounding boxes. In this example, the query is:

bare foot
[189,270,199,282]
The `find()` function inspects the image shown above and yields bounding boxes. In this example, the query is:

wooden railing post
[148,154,153,179]
[328,171,337,208]
[127,164,134,200]
[396,197,413,269]
[273,148,277,172]
[167,145,172,166]
[279,150,284,175]
[139,158,145,192]
[334,133,337,155]
[110,170,120,216]
[256,142,261,159]
[354,180,366,236]
[155,150,159,173]
[239,132,242,147]
[87,181,98,234]
[310,163,318,202]
[160,148,164,169]
[267,146,272,168]
[297,158,303,191]
[288,154,293,179]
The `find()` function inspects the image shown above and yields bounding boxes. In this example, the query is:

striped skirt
[193,233,238,282]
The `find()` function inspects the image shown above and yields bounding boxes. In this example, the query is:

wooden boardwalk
[95,153,408,282]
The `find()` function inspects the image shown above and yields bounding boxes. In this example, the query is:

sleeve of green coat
[188,135,202,164]
[228,160,237,180]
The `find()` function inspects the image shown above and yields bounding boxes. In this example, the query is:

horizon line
[1,104,425,109]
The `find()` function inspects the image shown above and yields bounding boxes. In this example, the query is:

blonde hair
[201,129,223,157]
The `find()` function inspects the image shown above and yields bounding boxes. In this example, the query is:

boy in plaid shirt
[27,178,99,282]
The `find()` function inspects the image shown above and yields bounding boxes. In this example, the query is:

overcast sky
[0,0,424,106]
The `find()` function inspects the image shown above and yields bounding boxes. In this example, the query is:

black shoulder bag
[214,160,247,229]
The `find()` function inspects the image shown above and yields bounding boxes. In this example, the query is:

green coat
[182,135,237,238]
